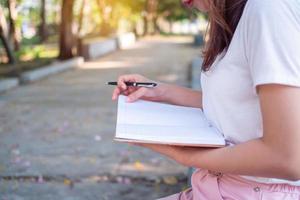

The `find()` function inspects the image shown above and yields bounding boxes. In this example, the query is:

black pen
[106,81,157,88]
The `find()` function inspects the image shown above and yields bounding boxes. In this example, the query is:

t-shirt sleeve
[246,0,300,94]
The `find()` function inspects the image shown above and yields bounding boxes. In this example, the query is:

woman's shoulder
[247,0,300,10]
[243,0,300,25]
[243,0,298,17]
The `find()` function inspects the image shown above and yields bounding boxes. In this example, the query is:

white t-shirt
[201,0,300,185]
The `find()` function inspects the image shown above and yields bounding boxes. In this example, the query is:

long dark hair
[202,0,247,71]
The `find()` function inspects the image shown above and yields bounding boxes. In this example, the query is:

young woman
[112,0,300,199]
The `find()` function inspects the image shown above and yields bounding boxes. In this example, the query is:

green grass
[21,36,41,46]
[15,45,58,61]
[0,43,58,78]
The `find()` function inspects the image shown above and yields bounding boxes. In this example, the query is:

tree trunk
[168,20,173,34]
[39,0,47,42]
[142,0,149,36]
[76,0,86,56]
[0,33,15,64]
[96,0,111,36]
[152,16,160,35]
[143,16,148,36]
[77,0,86,36]
[58,0,74,60]
[0,5,15,64]
[143,0,158,36]
[7,0,21,51]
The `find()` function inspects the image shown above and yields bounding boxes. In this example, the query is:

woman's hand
[112,74,203,108]
[135,143,211,167]
[112,74,166,103]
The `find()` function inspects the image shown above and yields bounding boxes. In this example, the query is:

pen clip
[137,83,157,88]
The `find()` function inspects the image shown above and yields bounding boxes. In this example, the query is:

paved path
[0,36,201,200]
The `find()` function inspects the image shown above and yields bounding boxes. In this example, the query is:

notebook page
[117,95,210,127]
[116,124,225,145]
[116,95,225,146]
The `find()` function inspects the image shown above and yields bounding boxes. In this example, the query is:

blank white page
[115,95,225,147]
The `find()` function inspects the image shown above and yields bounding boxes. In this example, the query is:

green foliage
[0,0,6,7]
[15,44,58,61]
[21,35,40,45]
[158,0,197,22]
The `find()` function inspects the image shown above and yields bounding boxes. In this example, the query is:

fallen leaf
[64,179,72,186]
[64,178,74,189]
[163,176,178,185]
[134,161,145,171]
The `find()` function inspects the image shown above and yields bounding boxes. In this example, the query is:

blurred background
[0,0,207,70]
[0,0,207,199]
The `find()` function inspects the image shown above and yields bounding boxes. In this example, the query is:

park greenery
[0,0,203,77]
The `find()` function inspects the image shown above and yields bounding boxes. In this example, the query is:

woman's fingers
[127,87,147,102]
[123,90,130,96]
[112,87,121,100]
[117,74,144,90]
[118,76,127,90]
[112,74,149,101]
[112,85,139,100]
[127,87,136,94]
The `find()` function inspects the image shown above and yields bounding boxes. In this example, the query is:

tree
[0,4,15,64]
[157,0,197,33]
[7,0,21,51]
[96,0,143,36]
[142,0,158,35]
[75,0,86,56]
[96,0,114,36]
[77,0,86,36]
[39,0,47,42]
[58,0,74,60]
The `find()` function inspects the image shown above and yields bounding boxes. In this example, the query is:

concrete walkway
[0,36,201,200]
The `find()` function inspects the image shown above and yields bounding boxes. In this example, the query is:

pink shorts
[158,169,300,200]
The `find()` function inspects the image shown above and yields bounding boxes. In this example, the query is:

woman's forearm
[182,139,299,181]
[158,83,202,108]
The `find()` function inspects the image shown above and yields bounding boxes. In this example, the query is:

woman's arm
[158,83,202,108]
[141,84,300,181]
[113,74,202,108]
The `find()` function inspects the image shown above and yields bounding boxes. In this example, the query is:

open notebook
[115,95,226,147]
